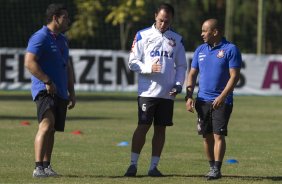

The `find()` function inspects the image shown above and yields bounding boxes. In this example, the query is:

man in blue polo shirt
[25,3,75,178]
[185,19,242,180]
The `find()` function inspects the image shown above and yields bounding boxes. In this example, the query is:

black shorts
[35,90,69,132]
[137,96,174,126]
[195,100,233,136]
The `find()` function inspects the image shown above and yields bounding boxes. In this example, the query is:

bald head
[201,19,224,45]
[203,19,224,35]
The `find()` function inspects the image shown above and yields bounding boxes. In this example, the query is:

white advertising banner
[0,48,282,95]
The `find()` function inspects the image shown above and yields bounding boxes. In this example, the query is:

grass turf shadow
[62,174,282,181]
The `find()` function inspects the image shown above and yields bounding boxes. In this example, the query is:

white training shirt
[129,24,187,99]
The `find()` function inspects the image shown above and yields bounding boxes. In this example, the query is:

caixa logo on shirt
[150,50,173,58]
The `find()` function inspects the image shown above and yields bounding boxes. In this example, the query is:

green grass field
[0,91,281,184]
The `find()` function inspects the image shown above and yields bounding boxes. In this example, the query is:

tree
[67,0,104,47]
[105,0,146,50]
[257,0,265,54]
[225,0,234,41]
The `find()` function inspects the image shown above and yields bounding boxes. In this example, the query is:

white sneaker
[44,165,58,177]
[33,166,47,178]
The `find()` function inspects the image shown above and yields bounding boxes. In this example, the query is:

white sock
[130,152,140,166]
[149,156,160,171]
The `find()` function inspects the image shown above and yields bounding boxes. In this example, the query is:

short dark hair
[46,3,67,24]
[156,3,174,17]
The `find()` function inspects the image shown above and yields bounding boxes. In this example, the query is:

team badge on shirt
[217,50,225,58]
[168,37,176,47]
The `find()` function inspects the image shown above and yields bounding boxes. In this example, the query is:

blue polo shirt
[191,38,242,104]
[26,26,69,100]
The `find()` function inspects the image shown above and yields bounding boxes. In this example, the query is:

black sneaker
[124,165,137,177]
[205,166,214,177]
[32,166,47,178]
[207,168,222,180]
[44,165,58,177]
[148,167,164,177]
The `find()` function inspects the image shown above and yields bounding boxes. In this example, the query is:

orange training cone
[71,130,82,135]
[20,121,30,126]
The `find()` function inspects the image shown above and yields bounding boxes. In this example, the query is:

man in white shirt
[124,3,187,177]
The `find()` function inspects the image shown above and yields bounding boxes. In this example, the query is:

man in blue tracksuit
[185,19,242,180]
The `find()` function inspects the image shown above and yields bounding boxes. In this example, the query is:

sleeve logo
[168,37,176,47]
[131,34,137,52]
